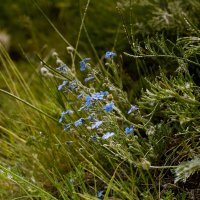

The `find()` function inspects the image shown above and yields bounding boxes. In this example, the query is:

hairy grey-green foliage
[174,157,200,183]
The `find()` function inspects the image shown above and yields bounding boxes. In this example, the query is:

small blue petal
[102,91,109,96]
[59,111,66,123]
[88,115,96,122]
[68,80,78,90]
[103,102,114,112]
[84,75,94,82]
[79,61,85,68]
[56,65,68,73]
[78,106,85,111]
[58,80,68,90]
[65,110,73,115]
[85,95,92,108]
[59,118,63,123]
[125,126,134,134]
[97,190,104,199]
[105,51,116,59]
[79,58,91,71]
[102,132,115,139]
[127,105,138,114]
[84,58,91,61]
[91,121,103,129]
[80,60,86,71]
[92,92,104,100]
[77,92,85,99]
[59,110,73,123]
[74,118,85,126]
[58,85,63,90]
[56,65,65,71]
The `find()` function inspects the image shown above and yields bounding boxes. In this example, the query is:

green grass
[0,0,200,199]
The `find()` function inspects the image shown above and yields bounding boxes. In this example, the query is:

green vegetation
[0,0,200,199]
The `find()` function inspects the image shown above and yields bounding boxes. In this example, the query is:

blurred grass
[1,0,200,100]
[0,0,122,59]
[1,0,199,60]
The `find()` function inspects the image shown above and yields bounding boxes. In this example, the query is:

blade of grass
[0,89,57,122]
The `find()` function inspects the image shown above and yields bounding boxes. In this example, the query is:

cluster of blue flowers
[55,51,140,198]
[57,52,138,142]
[79,91,110,111]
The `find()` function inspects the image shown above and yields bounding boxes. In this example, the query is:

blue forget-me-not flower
[97,190,104,199]
[58,80,68,91]
[92,91,108,100]
[84,75,94,82]
[68,80,78,90]
[59,110,73,123]
[79,91,109,111]
[88,115,96,122]
[77,92,85,99]
[74,118,85,126]
[125,126,134,134]
[102,132,115,139]
[127,105,138,114]
[103,102,114,112]
[78,96,91,111]
[56,65,68,73]
[91,121,103,129]
[80,58,91,71]
[105,51,116,59]
[85,95,92,108]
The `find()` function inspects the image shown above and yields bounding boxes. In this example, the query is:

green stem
[150,165,177,169]
[0,89,58,122]
[124,52,200,67]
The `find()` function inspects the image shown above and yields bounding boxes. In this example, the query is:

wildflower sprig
[53,51,144,172]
